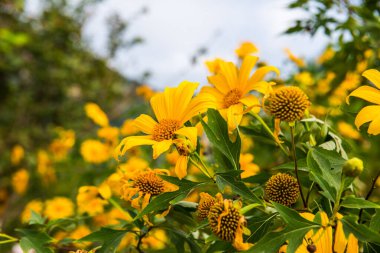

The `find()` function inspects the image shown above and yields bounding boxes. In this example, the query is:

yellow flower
[120,119,139,136]
[136,84,155,101]
[93,208,133,227]
[205,58,223,74]
[97,126,119,144]
[11,169,29,195]
[318,47,335,64]
[85,102,109,127]
[294,71,314,86]
[346,69,380,135]
[120,168,175,210]
[119,156,149,174]
[317,72,335,95]
[80,139,111,163]
[337,122,361,140]
[69,225,92,248]
[44,197,75,220]
[208,193,251,251]
[49,128,75,160]
[240,153,260,178]
[115,81,212,164]
[21,199,44,223]
[200,56,279,132]
[141,228,168,250]
[37,150,56,184]
[235,42,258,58]
[76,186,108,216]
[334,213,359,253]
[284,48,305,67]
[11,145,24,165]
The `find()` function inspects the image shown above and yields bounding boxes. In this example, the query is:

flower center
[152,119,180,142]
[133,171,165,195]
[223,89,242,108]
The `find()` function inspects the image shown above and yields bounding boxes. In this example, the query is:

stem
[136,227,153,253]
[331,175,345,222]
[0,233,18,245]
[305,181,315,207]
[358,171,380,223]
[290,126,307,208]
[250,112,289,156]
[192,152,215,181]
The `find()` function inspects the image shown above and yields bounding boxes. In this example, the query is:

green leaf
[17,229,54,253]
[340,216,380,245]
[273,158,308,172]
[162,227,202,253]
[370,210,380,231]
[341,196,380,209]
[79,228,128,253]
[29,210,46,225]
[215,174,262,204]
[247,213,277,243]
[201,109,241,171]
[271,202,320,228]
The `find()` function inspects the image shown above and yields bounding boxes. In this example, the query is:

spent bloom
[346,69,380,135]
[201,55,279,132]
[265,173,299,206]
[197,192,215,220]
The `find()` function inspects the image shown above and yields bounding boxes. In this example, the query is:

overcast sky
[27,0,330,89]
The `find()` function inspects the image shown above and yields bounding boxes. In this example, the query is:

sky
[26,0,331,89]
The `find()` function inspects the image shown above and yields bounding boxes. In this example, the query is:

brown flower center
[265,173,300,206]
[223,89,242,108]
[152,119,180,142]
[133,172,165,195]
[197,193,216,220]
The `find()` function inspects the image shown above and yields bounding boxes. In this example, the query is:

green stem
[190,154,215,181]
[331,176,345,221]
[290,126,307,209]
[0,233,18,245]
[250,112,289,156]
[305,181,315,207]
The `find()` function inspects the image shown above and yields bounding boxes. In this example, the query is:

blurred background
[0,0,379,252]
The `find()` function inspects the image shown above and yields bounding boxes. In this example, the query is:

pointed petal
[164,81,198,120]
[363,69,380,89]
[181,94,216,124]
[150,92,167,122]
[239,56,258,89]
[239,94,260,113]
[152,139,172,159]
[207,74,230,94]
[249,66,280,84]
[346,234,359,253]
[354,105,380,129]
[227,104,243,132]
[175,127,197,147]
[134,114,157,134]
[200,86,224,105]
[142,193,151,209]
[244,81,275,95]
[219,61,239,89]
[346,86,380,105]
[115,136,156,159]
[368,114,380,135]
[175,155,189,179]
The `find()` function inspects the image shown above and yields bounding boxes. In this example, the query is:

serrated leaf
[201,109,240,171]
[17,229,54,253]
[215,174,262,204]
[341,196,380,209]
[79,228,128,253]
[272,202,320,228]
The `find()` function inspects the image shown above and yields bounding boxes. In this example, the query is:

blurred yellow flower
[205,58,223,74]
[235,41,258,58]
[37,150,56,184]
[120,119,139,136]
[93,208,133,227]
[11,169,29,195]
[347,69,380,135]
[285,48,305,67]
[240,153,260,178]
[44,197,75,220]
[318,47,335,64]
[49,128,75,160]
[76,186,108,216]
[11,145,24,165]
[317,72,335,95]
[80,139,110,163]
[294,71,314,86]
[141,228,168,250]
[97,126,119,143]
[201,55,279,132]
[85,102,109,127]
[116,81,212,162]
[21,199,44,223]
[69,225,92,247]
[337,122,361,140]
[136,84,155,101]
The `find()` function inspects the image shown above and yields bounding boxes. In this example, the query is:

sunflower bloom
[208,193,251,251]
[120,168,175,210]
[115,81,212,169]
[200,56,279,132]
[346,69,380,135]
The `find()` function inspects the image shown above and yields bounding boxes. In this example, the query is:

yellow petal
[334,220,347,253]
[239,94,260,113]
[134,114,158,134]
[346,85,380,105]
[368,114,380,135]
[248,66,280,84]
[363,69,380,89]
[152,139,172,159]
[85,103,109,127]
[239,56,258,88]
[142,193,151,210]
[354,105,380,130]
[346,234,359,253]
[245,81,275,95]
[175,127,197,148]
[150,92,167,122]
[219,61,239,90]
[115,135,156,159]
[175,155,189,179]
[227,104,243,132]
[207,74,230,94]
[164,81,198,120]
[181,94,216,124]
[200,86,224,106]
[98,183,112,200]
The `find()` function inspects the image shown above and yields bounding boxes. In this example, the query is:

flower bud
[342,158,364,177]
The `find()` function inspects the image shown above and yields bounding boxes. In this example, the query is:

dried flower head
[265,173,299,206]
[266,86,310,122]
[197,192,215,220]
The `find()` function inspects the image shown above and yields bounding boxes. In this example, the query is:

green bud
[342,157,364,177]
